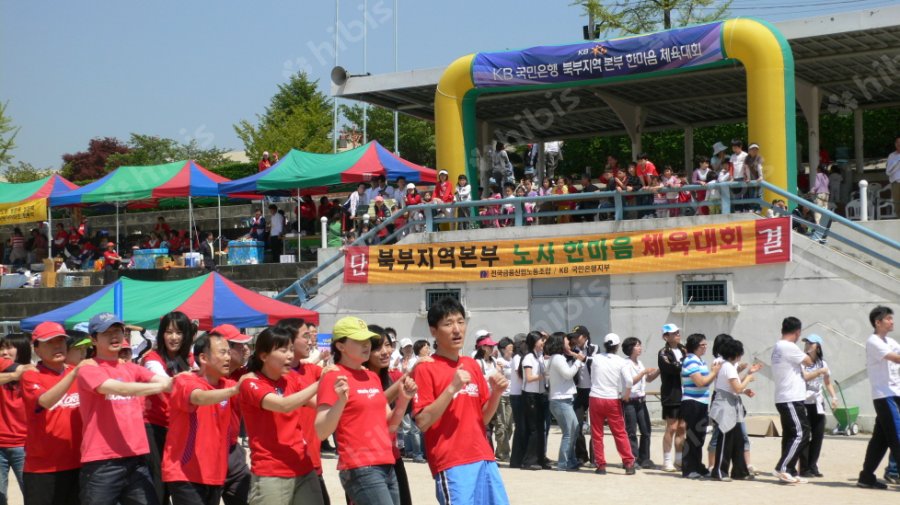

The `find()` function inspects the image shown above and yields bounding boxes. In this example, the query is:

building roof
[333,5,900,141]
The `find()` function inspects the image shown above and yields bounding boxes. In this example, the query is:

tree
[234,71,333,160]
[60,137,130,182]
[0,101,19,168]
[1,161,54,183]
[340,104,436,167]
[571,0,731,37]
[105,133,230,171]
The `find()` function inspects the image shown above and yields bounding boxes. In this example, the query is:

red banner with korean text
[344,217,792,284]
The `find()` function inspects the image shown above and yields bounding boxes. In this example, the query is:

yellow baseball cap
[333,316,379,342]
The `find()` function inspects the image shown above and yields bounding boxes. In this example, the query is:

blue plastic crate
[228,241,265,265]
[133,248,169,270]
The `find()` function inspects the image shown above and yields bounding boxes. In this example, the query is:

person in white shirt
[771,316,815,484]
[544,141,563,180]
[621,337,659,470]
[709,338,756,481]
[546,333,586,471]
[570,326,598,466]
[887,135,900,215]
[858,306,900,489]
[267,204,285,261]
[491,337,515,462]
[508,334,528,468]
[729,139,749,212]
[475,334,501,455]
[589,333,636,475]
[518,332,550,470]
[798,334,837,478]
[454,175,473,231]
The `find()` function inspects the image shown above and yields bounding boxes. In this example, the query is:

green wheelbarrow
[826,379,860,436]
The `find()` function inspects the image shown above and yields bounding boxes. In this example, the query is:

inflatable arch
[435,18,796,204]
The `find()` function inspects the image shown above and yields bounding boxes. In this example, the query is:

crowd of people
[0,301,895,505]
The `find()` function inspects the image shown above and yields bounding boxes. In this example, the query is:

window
[425,289,461,311]
[683,281,727,305]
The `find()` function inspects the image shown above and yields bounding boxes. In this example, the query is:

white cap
[712,142,727,155]
[406,183,416,190]
[262,151,269,157]
[399,338,413,348]
[475,329,491,339]
[748,143,760,150]
[438,169,449,176]
[604,333,621,346]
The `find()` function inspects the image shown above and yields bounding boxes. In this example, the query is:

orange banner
[344,217,792,284]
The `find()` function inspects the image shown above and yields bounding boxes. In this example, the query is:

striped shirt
[681,354,712,404]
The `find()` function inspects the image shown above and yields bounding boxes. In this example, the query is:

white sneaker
[794,477,808,484]
[663,465,678,473]
[773,471,799,484]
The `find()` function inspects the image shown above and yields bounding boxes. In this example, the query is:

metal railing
[275,180,899,306]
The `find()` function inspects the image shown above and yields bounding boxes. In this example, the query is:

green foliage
[340,104,436,167]
[571,0,731,36]
[209,162,257,181]
[1,161,54,183]
[0,101,20,168]
[106,134,230,171]
[234,71,333,161]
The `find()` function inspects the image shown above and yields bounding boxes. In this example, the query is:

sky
[1,0,897,170]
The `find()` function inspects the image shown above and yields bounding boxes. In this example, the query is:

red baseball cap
[210,324,251,344]
[32,322,68,343]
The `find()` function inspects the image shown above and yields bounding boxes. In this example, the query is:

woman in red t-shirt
[315,317,417,505]
[0,334,33,500]
[140,311,195,503]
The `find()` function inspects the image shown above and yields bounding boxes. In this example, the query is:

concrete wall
[311,214,900,429]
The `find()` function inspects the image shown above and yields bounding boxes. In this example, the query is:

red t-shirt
[21,364,83,473]
[434,181,454,203]
[290,364,323,473]
[77,359,156,463]
[162,373,235,485]
[238,373,314,478]
[103,250,119,267]
[0,381,27,448]
[227,366,248,446]
[318,364,394,471]
[141,351,171,428]
[636,161,658,183]
[412,355,494,476]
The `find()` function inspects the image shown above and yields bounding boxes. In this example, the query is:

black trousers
[222,444,250,505]
[144,424,168,505]
[799,404,826,474]
[80,456,158,505]
[509,395,527,468]
[522,392,546,467]
[711,423,749,480]
[860,396,900,483]
[167,482,222,505]
[394,458,411,505]
[622,397,652,465]
[573,388,593,464]
[680,400,709,477]
[23,469,80,505]
[775,401,811,475]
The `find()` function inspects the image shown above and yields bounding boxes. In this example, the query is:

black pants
[318,474,330,505]
[522,392,546,467]
[775,401,810,475]
[680,400,709,477]
[23,469,80,505]
[80,456,158,505]
[222,443,250,505]
[711,423,749,480]
[509,395,527,468]
[144,424,168,505]
[622,398,652,466]
[573,388,593,464]
[394,458,411,505]
[167,482,222,505]
[860,396,900,483]
[799,404,826,474]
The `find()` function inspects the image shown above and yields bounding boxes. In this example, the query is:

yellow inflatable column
[434,54,476,190]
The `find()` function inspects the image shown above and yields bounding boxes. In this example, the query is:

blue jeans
[0,446,24,505]
[549,398,579,470]
[435,461,508,505]
[339,465,399,505]
[888,455,898,477]
[399,414,422,459]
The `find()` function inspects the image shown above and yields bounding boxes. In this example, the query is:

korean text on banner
[344,217,792,285]
[0,198,48,226]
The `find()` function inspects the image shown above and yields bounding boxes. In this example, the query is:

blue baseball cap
[88,312,124,335]
[662,323,680,334]
[803,334,823,346]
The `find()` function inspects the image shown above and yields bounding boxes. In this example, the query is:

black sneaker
[625,465,636,475]
[857,480,888,490]
[595,467,607,475]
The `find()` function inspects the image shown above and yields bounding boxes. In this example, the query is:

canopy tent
[49,160,243,253]
[0,174,78,226]
[20,272,318,331]
[219,141,437,194]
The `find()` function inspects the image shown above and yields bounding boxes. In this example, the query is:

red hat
[32,322,67,343]
[211,324,251,344]
[476,334,499,347]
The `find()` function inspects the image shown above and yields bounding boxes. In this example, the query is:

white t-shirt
[714,360,740,394]
[521,353,545,394]
[589,353,631,400]
[269,212,285,236]
[509,354,523,396]
[804,359,829,414]
[886,151,900,183]
[625,359,646,398]
[496,356,512,397]
[771,339,808,403]
[731,151,748,179]
[866,334,900,400]
[548,354,582,400]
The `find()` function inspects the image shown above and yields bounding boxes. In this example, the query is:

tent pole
[296,189,301,263]
[188,197,194,254]
[115,203,119,253]
[47,201,52,257]
[217,196,222,257]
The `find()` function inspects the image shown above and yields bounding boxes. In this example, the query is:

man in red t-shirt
[413,297,510,505]
[635,153,658,217]
[163,332,243,505]
[76,312,173,505]
[213,325,252,505]
[21,322,92,505]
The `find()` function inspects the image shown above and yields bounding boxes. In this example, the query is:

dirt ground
[8,426,894,504]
